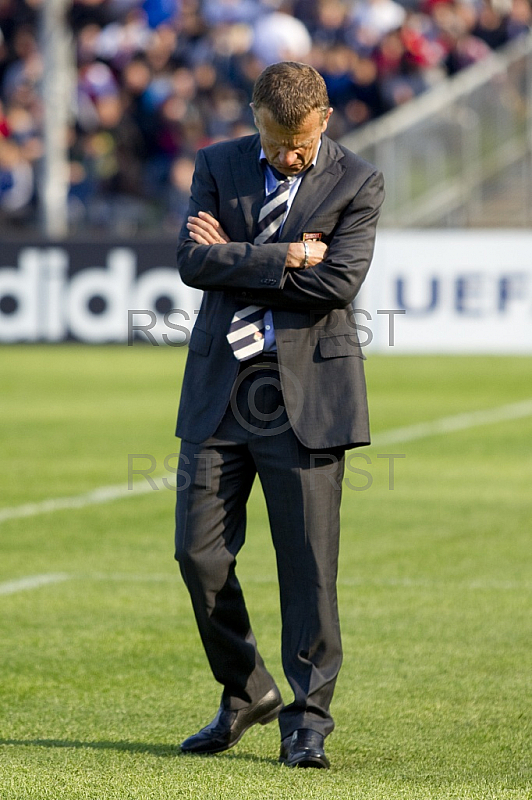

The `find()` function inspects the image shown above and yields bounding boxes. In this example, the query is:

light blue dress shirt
[259,142,321,353]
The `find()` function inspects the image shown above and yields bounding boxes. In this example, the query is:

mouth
[276,164,302,175]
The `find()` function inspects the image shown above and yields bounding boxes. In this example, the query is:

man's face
[252,105,333,177]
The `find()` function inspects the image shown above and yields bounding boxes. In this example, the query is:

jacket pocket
[319,334,366,359]
[188,326,212,356]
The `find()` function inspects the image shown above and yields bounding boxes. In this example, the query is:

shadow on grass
[0,738,280,765]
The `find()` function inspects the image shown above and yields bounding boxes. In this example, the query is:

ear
[250,103,260,130]
[321,107,333,132]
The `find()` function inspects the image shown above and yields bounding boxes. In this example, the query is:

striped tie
[254,176,292,245]
[227,173,292,361]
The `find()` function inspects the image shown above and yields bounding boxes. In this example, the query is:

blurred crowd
[1,0,530,235]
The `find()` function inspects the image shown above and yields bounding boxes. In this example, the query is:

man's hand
[187,211,231,245]
[285,240,327,270]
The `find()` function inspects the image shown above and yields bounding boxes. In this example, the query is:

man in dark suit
[174,61,384,769]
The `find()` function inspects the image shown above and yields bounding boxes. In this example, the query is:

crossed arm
[186,211,327,270]
[178,155,384,311]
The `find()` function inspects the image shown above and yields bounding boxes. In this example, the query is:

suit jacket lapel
[229,137,264,241]
[228,134,345,243]
[280,136,345,242]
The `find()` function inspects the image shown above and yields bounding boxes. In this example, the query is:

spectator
[251,11,313,64]
[0,0,530,232]
[0,136,34,220]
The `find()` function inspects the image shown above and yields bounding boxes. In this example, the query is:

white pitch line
[0,477,170,524]
[370,398,532,447]
[0,573,70,596]
[2,571,531,596]
[0,398,531,526]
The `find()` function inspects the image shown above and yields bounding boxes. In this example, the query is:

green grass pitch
[1,344,531,799]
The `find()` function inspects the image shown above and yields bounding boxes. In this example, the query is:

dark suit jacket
[175,133,384,450]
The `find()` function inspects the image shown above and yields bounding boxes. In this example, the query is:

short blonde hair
[252,62,330,129]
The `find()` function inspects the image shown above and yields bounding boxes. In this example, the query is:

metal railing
[341,34,532,227]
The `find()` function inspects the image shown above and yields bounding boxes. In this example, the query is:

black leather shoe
[180,687,283,755]
[279,729,330,769]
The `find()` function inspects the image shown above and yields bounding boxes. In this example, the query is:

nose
[278,148,298,167]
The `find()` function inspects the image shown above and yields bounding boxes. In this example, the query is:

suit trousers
[174,356,346,739]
